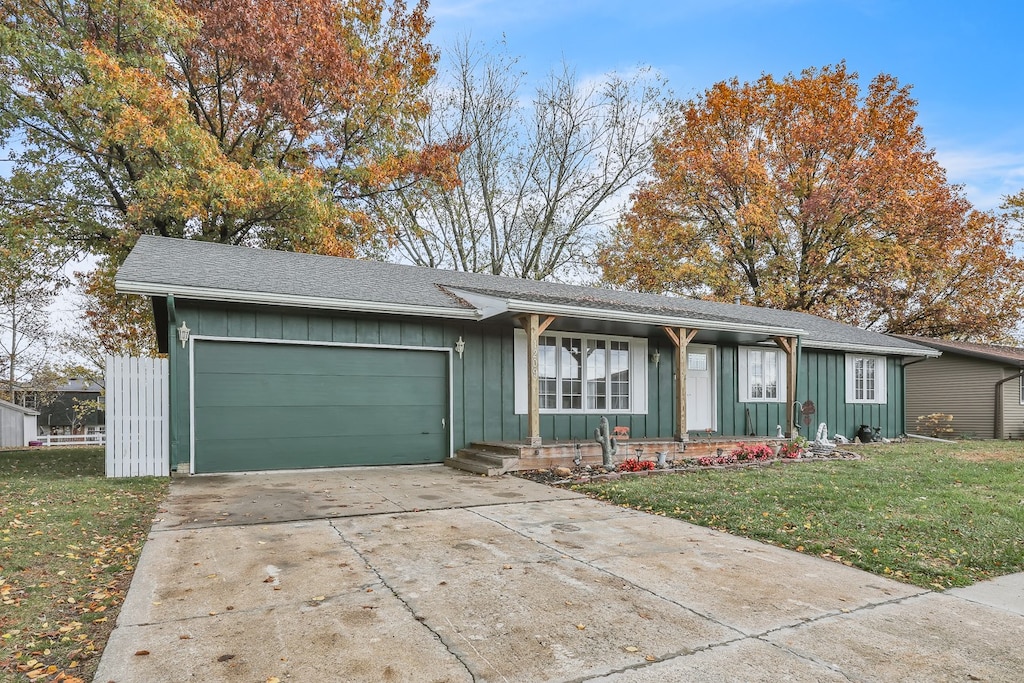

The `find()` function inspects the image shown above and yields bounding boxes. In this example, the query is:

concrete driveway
[95,465,1024,682]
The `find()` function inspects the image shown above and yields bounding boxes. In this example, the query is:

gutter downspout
[901,357,929,436]
[994,369,1024,439]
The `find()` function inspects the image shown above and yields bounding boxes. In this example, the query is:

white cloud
[933,147,1024,212]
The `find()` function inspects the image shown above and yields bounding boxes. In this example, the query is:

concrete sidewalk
[95,466,1024,682]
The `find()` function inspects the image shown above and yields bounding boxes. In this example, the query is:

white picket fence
[105,355,169,477]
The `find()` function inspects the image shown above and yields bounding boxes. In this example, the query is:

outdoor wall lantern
[650,349,660,365]
[454,336,465,359]
[178,321,190,348]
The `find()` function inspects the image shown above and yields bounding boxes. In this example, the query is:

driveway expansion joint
[326,518,482,683]
[465,504,749,638]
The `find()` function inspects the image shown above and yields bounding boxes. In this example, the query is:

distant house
[0,399,39,447]
[28,378,106,436]
[113,236,937,475]
[897,336,1024,439]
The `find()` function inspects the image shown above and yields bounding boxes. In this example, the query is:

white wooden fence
[35,433,106,447]
[105,355,169,477]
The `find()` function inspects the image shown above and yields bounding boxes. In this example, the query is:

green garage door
[193,341,449,473]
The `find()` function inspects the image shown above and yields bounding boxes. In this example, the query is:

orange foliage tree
[601,63,1024,341]
[1,0,461,352]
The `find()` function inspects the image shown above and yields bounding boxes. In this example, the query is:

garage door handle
[441,418,446,430]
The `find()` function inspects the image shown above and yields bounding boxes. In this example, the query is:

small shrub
[916,413,955,438]
[618,458,656,472]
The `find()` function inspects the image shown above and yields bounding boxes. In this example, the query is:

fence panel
[104,355,169,477]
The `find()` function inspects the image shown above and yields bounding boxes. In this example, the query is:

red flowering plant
[779,436,808,459]
[730,442,775,462]
[697,452,737,466]
[618,458,656,472]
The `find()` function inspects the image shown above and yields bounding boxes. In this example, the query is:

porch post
[664,327,699,441]
[519,314,557,446]
[773,336,799,437]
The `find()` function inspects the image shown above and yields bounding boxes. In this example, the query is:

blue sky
[427,0,1024,211]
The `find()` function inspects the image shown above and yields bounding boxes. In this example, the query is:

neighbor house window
[738,347,786,403]
[514,331,647,414]
[845,354,887,404]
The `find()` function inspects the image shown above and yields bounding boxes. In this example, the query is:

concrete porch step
[444,448,520,476]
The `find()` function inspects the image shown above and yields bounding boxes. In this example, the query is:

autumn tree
[601,63,1024,341]
[0,0,459,257]
[374,40,664,280]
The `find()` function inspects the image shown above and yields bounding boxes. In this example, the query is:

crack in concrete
[466,505,749,637]
[466,504,934,682]
[327,518,481,683]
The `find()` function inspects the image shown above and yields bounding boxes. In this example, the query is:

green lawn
[0,448,167,682]
[573,441,1024,589]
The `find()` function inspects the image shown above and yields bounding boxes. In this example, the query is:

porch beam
[663,326,698,441]
[518,313,559,446]
[773,336,799,437]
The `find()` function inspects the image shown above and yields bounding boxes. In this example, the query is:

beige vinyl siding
[904,355,1009,438]
[1000,375,1024,439]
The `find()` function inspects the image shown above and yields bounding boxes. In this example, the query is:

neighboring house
[897,336,1024,439]
[115,236,936,475]
[0,398,39,447]
[29,379,106,436]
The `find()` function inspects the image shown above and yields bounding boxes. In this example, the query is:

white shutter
[513,329,527,414]
[630,338,648,414]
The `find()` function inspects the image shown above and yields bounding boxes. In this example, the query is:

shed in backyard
[116,236,937,474]
[0,398,39,448]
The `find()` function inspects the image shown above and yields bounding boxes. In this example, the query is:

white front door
[686,345,716,432]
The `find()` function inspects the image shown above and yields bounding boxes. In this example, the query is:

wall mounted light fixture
[178,321,190,348]
[650,349,660,365]
[455,336,466,359]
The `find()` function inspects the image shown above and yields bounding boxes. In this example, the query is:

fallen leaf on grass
[135,650,150,656]
[217,654,235,662]
[624,646,639,652]
[575,624,586,630]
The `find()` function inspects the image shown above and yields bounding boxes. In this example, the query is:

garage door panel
[195,405,444,440]
[199,435,444,473]
[193,341,449,472]
[195,374,446,408]
[195,344,446,378]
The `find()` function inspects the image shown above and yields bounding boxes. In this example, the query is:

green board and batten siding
[714,347,904,439]
[166,301,906,473]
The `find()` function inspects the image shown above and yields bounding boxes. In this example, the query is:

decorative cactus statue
[594,416,618,471]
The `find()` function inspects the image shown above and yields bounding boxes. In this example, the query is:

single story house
[34,378,106,436]
[0,398,39,448]
[898,336,1024,439]
[116,236,936,474]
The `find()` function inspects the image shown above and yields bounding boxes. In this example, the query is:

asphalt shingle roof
[894,335,1024,366]
[117,236,932,355]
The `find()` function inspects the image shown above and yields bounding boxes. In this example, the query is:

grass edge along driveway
[573,441,1024,590]
[1,447,167,682]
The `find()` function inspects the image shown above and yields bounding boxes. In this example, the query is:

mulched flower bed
[513,448,862,487]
